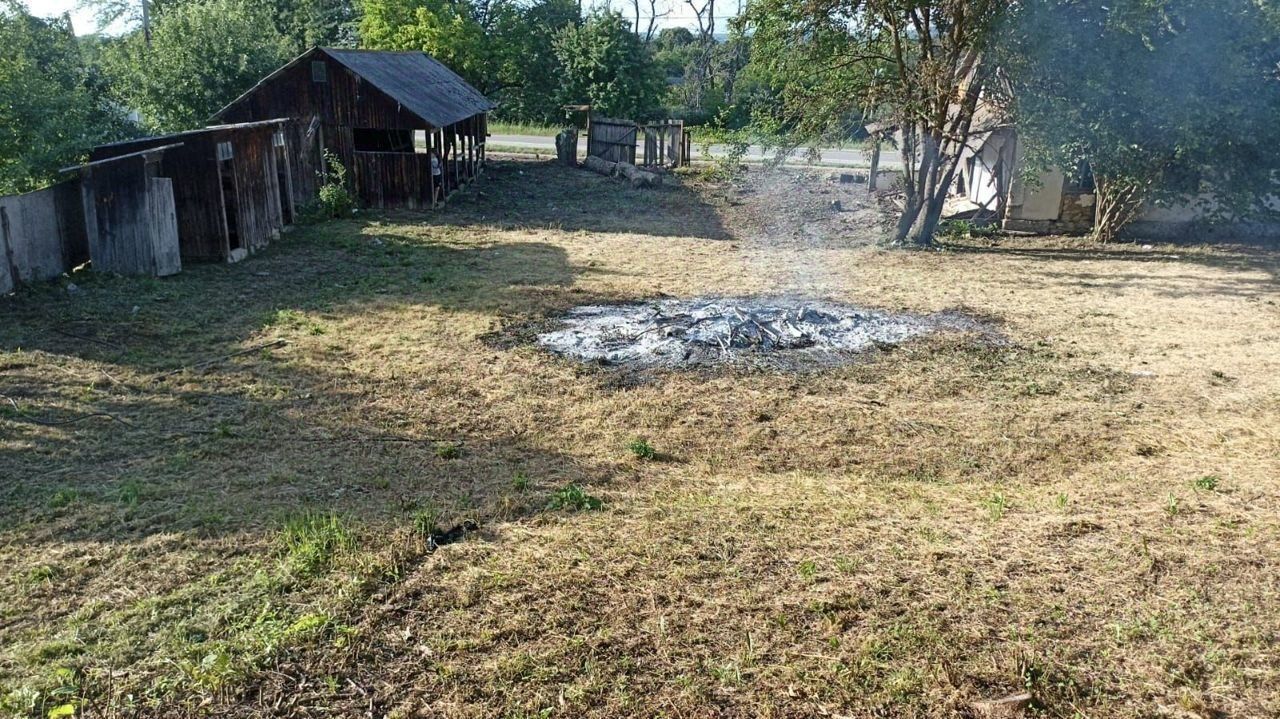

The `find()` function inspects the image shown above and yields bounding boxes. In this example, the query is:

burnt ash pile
[537,298,990,370]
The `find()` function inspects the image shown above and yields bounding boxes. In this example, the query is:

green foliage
[547,483,602,511]
[361,0,577,124]
[936,220,999,241]
[738,0,1007,244]
[116,479,144,506]
[1194,475,1220,491]
[279,512,354,577]
[434,441,462,460]
[1000,0,1280,240]
[47,488,78,509]
[314,150,355,219]
[985,492,1008,521]
[627,438,656,460]
[412,505,440,536]
[102,0,294,133]
[0,2,128,194]
[554,10,664,120]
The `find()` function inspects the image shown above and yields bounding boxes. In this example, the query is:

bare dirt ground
[2,158,1278,718]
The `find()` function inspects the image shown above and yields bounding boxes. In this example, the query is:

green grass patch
[279,512,355,577]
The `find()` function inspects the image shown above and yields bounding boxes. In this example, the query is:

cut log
[555,128,578,167]
[615,161,662,189]
[583,155,617,177]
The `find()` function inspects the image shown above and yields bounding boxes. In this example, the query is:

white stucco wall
[1007,168,1065,221]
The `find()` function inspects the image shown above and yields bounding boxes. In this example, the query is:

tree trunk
[1092,172,1146,243]
[555,128,578,167]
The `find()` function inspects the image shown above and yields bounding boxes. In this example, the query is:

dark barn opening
[273,130,294,225]
[216,141,242,251]
[353,128,414,153]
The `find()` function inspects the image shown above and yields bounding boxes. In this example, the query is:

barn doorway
[273,130,294,225]
[216,141,242,255]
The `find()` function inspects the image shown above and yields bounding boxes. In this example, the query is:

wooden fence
[587,118,690,168]
[0,181,88,294]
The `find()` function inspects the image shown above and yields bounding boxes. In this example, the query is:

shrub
[312,150,355,220]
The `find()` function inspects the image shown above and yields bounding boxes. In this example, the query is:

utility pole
[142,0,151,45]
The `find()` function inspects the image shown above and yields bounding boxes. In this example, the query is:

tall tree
[1000,0,1280,242]
[741,0,1006,244]
[0,1,127,194]
[629,0,669,43]
[554,9,663,119]
[103,0,294,133]
[360,0,578,123]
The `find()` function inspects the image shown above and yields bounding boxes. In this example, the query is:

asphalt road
[488,134,904,169]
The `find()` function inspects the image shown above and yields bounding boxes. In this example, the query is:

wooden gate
[587,118,638,164]
[640,121,690,168]
[587,117,689,168]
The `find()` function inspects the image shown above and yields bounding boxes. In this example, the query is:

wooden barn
[90,119,303,263]
[213,48,495,210]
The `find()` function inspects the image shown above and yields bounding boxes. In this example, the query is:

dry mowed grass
[2,158,1278,718]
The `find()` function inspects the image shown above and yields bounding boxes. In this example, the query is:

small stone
[65,283,79,293]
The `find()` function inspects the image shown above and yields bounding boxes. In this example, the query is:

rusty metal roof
[321,49,494,128]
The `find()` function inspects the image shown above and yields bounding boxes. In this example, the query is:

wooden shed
[70,144,182,276]
[213,48,495,210]
[90,119,301,263]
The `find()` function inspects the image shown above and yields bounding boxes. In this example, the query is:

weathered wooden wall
[589,118,688,168]
[217,51,488,211]
[80,154,180,276]
[588,118,639,164]
[92,123,290,262]
[0,181,88,293]
[353,152,436,209]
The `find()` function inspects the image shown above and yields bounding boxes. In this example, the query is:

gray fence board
[0,181,88,292]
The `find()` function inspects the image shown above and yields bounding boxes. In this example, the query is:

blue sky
[22,0,737,36]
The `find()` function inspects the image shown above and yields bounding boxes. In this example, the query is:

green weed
[1194,475,1220,491]
[547,484,602,512]
[628,438,656,460]
[985,492,1008,521]
[412,505,440,537]
[117,479,143,506]
[47,488,78,509]
[434,442,462,460]
[279,512,354,577]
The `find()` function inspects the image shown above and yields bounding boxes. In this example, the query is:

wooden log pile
[581,156,662,189]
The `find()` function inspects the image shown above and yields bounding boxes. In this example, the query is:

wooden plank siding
[80,155,163,275]
[352,152,436,210]
[214,49,491,211]
[0,180,88,291]
[91,122,295,262]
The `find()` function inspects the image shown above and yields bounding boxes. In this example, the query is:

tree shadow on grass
[413,158,734,241]
[938,238,1280,300]
[0,214,632,552]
